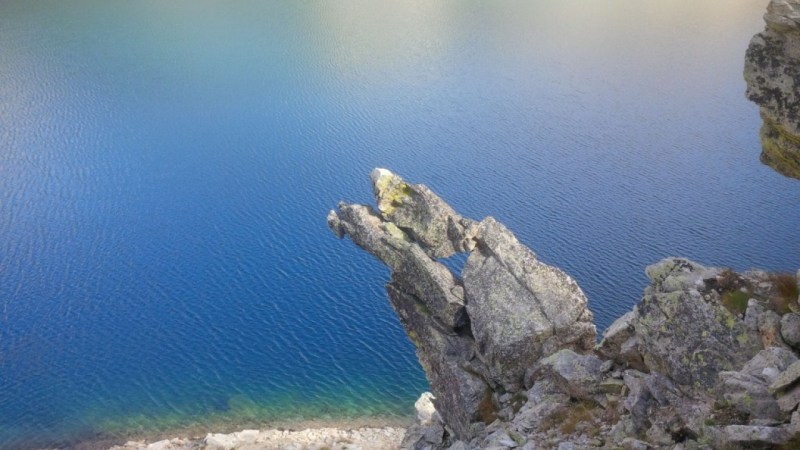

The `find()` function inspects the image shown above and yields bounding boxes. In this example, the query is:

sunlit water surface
[1,0,799,447]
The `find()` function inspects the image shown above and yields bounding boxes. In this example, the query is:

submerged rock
[744,0,800,180]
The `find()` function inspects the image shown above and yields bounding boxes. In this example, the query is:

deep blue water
[1,0,799,447]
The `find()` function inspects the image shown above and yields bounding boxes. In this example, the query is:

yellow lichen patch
[377,182,412,215]
[383,222,409,241]
[759,120,800,180]
[372,169,413,215]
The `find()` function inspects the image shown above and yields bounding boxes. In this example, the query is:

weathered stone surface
[596,311,646,371]
[758,309,786,348]
[370,168,477,258]
[744,299,764,332]
[782,313,800,349]
[777,383,800,413]
[387,282,489,439]
[633,258,763,392]
[744,0,800,180]
[524,349,604,401]
[716,424,793,448]
[770,360,800,393]
[764,0,800,32]
[327,204,467,330]
[741,347,798,380]
[463,217,596,391]
[623,370,652,434]
[717,370,784,423]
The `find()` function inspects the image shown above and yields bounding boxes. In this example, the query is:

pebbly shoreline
[104,426,406,450]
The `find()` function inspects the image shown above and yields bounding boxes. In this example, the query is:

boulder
[387,282,490,439]
[777,384,800,413]
[328,204,467,330]
[770,360,800,393]
[203,433,238,450]
[717,371,784,423]
[741,347,798,380]
[524,349,604,402]
[715,424,794,448]
[463,217,596,391]
[758,310,786,348]
[631,259,763,392]
[596,311,646,371]
[781,313,800,349]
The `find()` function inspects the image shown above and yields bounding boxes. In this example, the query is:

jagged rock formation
[328,169,800,449]
[745,0,800,180]
[328,168,595,439]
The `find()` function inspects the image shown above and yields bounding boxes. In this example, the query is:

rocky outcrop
[745,0,800,180]
[329,169,800,449]
[328,169,595,439]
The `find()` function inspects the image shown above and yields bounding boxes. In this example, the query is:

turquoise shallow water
[1,0,799,448]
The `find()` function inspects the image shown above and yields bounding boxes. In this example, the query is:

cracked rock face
[328,169,596,439]
[744,0,800,179]
[463,217,596,392]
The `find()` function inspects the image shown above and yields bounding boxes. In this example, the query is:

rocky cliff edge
[745,0,800,180]
[329,169,800,449]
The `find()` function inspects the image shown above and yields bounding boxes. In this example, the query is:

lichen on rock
[744,0,800,180]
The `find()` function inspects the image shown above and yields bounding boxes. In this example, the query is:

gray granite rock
[596,311,646,371]
[328,204,467,330]
[717,370,784,423]
[781,313,800,349]
[741,347,798,380]
[716,424,794,448]
[770,360,800,393]
[633,258,763,392]
[387,282,490,439]
[524,349,604,401]
[777,384,800,413]
[744,0,800,180]
[463,217,596,391]
[758,309,786,349]
[370,168,477,258]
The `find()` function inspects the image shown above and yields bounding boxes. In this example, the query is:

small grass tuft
[716,269,744,292]
[721,291,751,316]
[476,389,498,424]
[770,273,799,314]
[538,400,598,436]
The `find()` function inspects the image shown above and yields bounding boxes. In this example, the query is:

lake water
[2,0,799,447]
